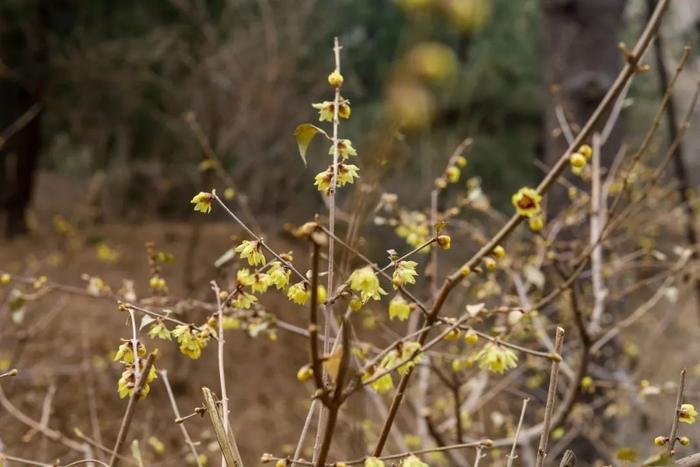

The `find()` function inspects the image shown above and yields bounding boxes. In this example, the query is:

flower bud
[570,152,586,169]
[328,70,344,88]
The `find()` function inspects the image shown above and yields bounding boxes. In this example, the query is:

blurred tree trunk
[541,0,626,209]
[0,1,49,237]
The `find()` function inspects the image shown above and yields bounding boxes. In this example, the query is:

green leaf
[294,123,329,166]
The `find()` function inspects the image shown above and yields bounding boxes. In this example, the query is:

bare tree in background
[0,1,52,238]
[541,0,627,207]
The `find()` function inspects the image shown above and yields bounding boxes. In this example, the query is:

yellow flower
[311,98,351,122]
[437,235,451,250]
[149,275,167,292]
[236,268,254,287]
[349,266,386,303]
[223,316,241,329]
[0,273,10,285]
[250,272,271,294]
[287,282,310,305]
[455,156,467,167]
[512,187,542,218]
[579,144,593,160]
[314,164,358,193]
[363,369,394,394]
[317,285,327,304]
[654,436,667,446]
[147,319,171,341]
[402,455,429,467]
[483,257,497,270]
[331,139,357,159]
[493,245,506,258]
[398,342,422,375]
[328,70,344,88]
[392,260,418,289]
[234,240,266,266]
[443,329,461,341]
[679,403,697,424]
[464,329,479,345]
[172,325,210,359]
[446,166,461,183]
[231,292,257,309]
[570,152,586,169]
[389,295,412,321]
[267,261,291,290]
[337,163,360,187]
[296,364,314,382]
[529,215,544,232]
[191,192,213,214]
[476,342,518,374]
[365,457,386,467]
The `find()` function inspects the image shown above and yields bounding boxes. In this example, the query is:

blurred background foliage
[0,0,698,229]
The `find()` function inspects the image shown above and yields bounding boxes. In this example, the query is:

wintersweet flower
[328,70,344,88]
[363,367,394,394]
[512,187,542,218]
[331,139,357,159]
[267,261,291,290]
[234,240,266,266]
[191,192,213,214]
[476,342,518,374]
[147,319,171,341]
[337,163,359,187]
[364,457,385,467]
[231,292,257,309]
[349,266,386,303]
[392,260,418,289]
[446,166,461,183]
[312,98,351,122]
[679,403,697,424]
[402,456,429,467]
[389,295,412,321]
[287,281,310,305]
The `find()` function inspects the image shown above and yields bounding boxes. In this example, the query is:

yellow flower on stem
[679,403,697,424]
[234,240,266,266]
[191,192,213,214]
[389,295,412,321]
[392,260,418,289]
[475,342,518,374]
[231,292,257,309]
[337,163,360,187]
[512,187,542,218]
[328,70,344,88]
[311,99,351,122]
[287,281,310,305]
[446,166,461,183]
[331,139,357,159]
[267,261,291,290]
[349,266,386,303]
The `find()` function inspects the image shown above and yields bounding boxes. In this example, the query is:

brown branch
[667,368,688,456]
[202,387,244,467]
[535,327,565,467]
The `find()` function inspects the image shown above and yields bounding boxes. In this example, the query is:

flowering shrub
[2,2,700,467]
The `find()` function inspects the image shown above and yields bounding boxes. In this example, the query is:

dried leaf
[294,123,329,166]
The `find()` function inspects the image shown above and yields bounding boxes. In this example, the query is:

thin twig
[535,327,565,467]
[506,398,530,467]
[160,370,203,467]
[667,368,688,455]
